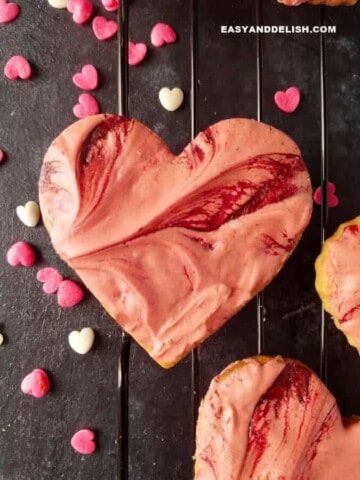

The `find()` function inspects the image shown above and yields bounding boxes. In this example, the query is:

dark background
[0,1,359,479]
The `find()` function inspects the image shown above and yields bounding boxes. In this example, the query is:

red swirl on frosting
[195,356,360,480]
[39,115,312,367]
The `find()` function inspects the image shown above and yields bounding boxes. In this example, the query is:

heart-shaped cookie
[39,115,312,367]
[195,356,360,479]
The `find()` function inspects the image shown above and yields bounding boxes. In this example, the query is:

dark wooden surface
[0,1,359,479]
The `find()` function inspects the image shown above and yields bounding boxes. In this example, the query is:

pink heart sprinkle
[71,429,96,455]
[313,182,339,208]
[274,86,301,113]
[128,41,147,66]
[6,241,36,267]
[0,0,20,24]
[67,0,93,25]
[37,267,63,294]
[57,279,84,308]
[21,369,50,398]
[72,64,98,90]
[0,149,4,162]
[92,16,118,41]
[151,23,177,48]
[4,55,32,80]
[73,93,99,119]
[101,0,118,11]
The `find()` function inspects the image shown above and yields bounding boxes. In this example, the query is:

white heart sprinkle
[48,0,68,8]
[16,201,41,227]
[68,328,95,355]
[0,334,4,345]
[159,87,184,112]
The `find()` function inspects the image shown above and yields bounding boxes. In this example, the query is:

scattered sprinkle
[21,369,50,398]
[72,64,98,91]
[151,23,177,48]
[68,327,95,354]
[73,93,100,118]
[0,149,4,162]
[6,241,36,267]
[67,0,93,25]
[48,0,67,8]
[71,429,96,454]
[159,87,184,111]
[274,86,301,113]
[37,267,63,294]
[0,333,4,345]
[92,15,118,40]
[16,200,41,227]
[101,0,118,12]
[0,0,20,24]
[128,41,147,66]
[4,55,32,80]
[57,279,84,307]
[313,182,339,208]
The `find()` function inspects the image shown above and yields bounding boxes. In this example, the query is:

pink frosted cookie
[278,0,357,5]
[39,115,312,367]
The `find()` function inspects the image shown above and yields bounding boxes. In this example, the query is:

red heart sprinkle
[274,86,301,113]
[128,41,147,66]
[71,429,96,454]
[313,182,339,208]
[57,280,84,308]
[6,241,36,267]
[4,55,32,80]
[92,16,118,40]
[0,0,20,23]
[101,0,118,11]
[37,267,63,294]
[73,93,99,118]
[151,23,177,48]
[21,369,50,398]
[67,0,93,24]
[72,64,98,90]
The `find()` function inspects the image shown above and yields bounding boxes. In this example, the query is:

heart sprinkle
[48,0,67,8]
[128,41,147,66]
[0,0,20,23]
[72,64,98,90]
[16,200,41,227]
[71,429,96,454]
[0,149,4,162]
[313,182,339,208]
[37,267,63,294]
[21,369,50,398]
[159,87,184,111]
[4,55,32,80]
[0,333,4,345]
[92,16,118,40]
[151,23,177,47]
[274,86,301,113]
[57,280,84,308]
[101,0,118,11]
[6,241,36,267]
[73,93,100,118]
[68,327,95,354]
[67,0,93,24]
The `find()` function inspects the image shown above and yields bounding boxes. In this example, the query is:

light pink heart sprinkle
[57,280,84,308]
[150,23,177,48]
[0,149,4,162]
[274,86,301,113]
[313,182,339,208]
[128,41,147,66]
[21,369,50,398]
[0,0,20,24]
[37,267,63,294]
[73,93,99,119]
[71,429,96,454]
[6,241,36,267]
[72,64,98,90]
[101,0,118,11]
[92,16,118,40]
[67,0,93,24]
[4,55,32,80]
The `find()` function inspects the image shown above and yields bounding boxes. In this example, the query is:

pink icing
[195,357,360,480]
[39,115,312,366]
